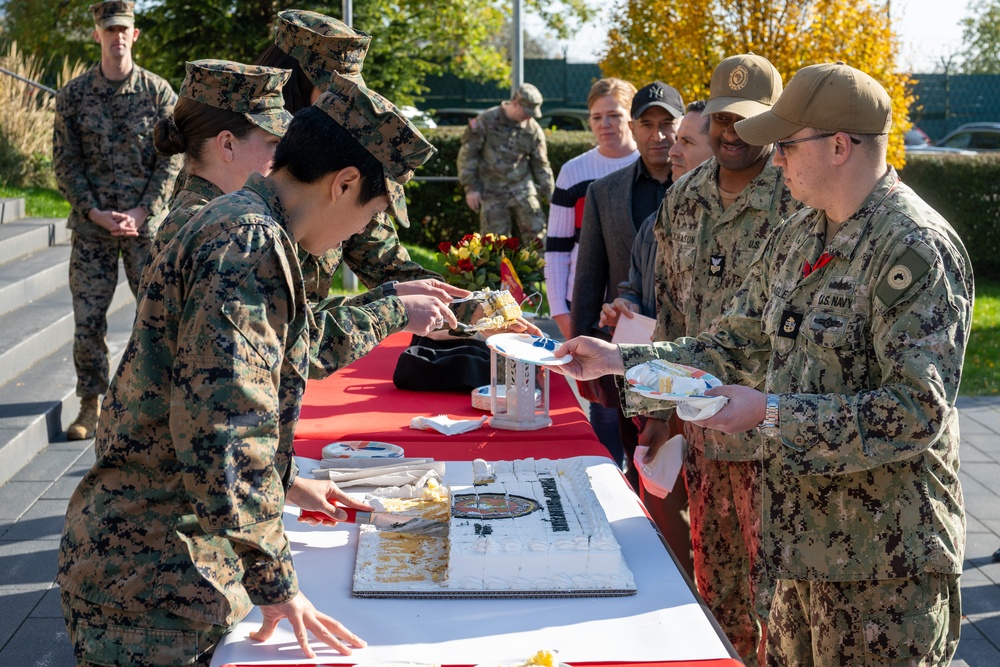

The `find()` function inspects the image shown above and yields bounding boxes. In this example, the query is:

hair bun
[153,117,187,156]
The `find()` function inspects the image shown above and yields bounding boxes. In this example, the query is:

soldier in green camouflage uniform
[641,55,800,666]
[262,10,449,304]
[556,63,971,665]
[457,84,555,246]
[144,59,293,278]
[58,77,440,665]
[53,0,182,440]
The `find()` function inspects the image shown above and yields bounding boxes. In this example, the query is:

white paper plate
[485,333,571,366]
[471,385,542,411]
[624,360,721,401]
[321,440,405,459]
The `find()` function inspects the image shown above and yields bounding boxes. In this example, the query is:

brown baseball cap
[513,83,544,119]
[735,62,892,145]
[90,0,134,29]
[314,72,436,226]
[275,10,371,90]
[180,60,293,137]
[702,53,782,119]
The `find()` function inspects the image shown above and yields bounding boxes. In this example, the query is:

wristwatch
[382,280,399,297]
[756,393,780,438]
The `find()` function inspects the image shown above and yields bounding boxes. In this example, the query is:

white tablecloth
[211,456,733,666]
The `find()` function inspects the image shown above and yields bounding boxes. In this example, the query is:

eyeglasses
[775,132,860,156]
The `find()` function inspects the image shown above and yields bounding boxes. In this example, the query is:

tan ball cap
[735,62,892,145]
[314,72,437,226]
[702,53,782,119]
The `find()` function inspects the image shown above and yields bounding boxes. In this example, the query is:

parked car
[935,122,1000,152]
[538,108,590,132]
[429,107,483,127]
[905,125,976,156]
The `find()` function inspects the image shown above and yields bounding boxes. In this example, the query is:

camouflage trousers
[684,440,769,667]
[61,590,232,666]
[69,232,151,397]
[766,573,961,666]
[479,190,546,247]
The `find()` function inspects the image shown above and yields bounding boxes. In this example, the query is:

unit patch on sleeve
[876,248,931,308]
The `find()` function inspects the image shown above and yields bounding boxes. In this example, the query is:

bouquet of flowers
[437,233,545,309]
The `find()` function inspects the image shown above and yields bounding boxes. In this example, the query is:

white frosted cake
[445,457,634,593]
[352,458,636,597]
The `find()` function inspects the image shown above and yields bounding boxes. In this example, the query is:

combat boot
[66,395,100,440]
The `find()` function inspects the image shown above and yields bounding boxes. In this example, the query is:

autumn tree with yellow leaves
[601,0,913,166]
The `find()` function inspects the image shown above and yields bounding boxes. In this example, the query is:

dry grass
[0,42,86,188]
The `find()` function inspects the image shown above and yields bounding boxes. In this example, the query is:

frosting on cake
[446,458,634,591]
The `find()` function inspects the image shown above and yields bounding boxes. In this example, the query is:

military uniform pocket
[863,600,949,665]
[78,620,200,666]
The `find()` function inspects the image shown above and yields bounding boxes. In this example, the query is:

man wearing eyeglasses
[553,62,971,664]
[632,54,802,666]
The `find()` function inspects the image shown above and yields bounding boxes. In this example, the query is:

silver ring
[434,318,444,329]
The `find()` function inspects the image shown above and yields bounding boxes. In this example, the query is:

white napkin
[410,414,488,435]
[633,434,686,498]
[611,312,656,344]
[675,395,729,421]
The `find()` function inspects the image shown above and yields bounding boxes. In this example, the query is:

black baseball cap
[631,81,685,120]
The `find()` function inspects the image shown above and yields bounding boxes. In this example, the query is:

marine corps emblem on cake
[452,493,539,519]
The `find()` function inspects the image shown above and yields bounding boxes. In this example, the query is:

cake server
[299,508,448,536]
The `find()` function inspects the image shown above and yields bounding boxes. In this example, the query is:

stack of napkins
[411,414,488,435]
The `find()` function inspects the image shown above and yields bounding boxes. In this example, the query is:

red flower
[504,237,520,250]
[457,258,475,272]
[461,233,476,243]
[438,241,452,253]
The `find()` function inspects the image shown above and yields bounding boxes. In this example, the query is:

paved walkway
[1,396,999,665]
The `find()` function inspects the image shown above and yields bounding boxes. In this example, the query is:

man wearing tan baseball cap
[715,61,970,664]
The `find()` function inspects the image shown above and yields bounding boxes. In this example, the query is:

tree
[0,0,596,105]
[601,0,914,167]
[960,0,1000,74]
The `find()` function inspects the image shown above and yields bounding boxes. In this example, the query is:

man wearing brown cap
[53,0,182,441]
[58,77,448,664]
[553,61,971,664]
[458,83,555,246]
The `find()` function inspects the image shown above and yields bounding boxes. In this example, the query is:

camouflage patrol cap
[314,72,436,226]
[90,0,134,29]
[702,53,782,119]
[735,62,892,146]
[275,10,371,91]
[513,83,544,119]
[181,60,294,137]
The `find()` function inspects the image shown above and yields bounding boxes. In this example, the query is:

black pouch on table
[392,334,492,392]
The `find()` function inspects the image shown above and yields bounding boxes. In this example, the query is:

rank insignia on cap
[778,310,803,338]
[876,248,931,308]
[709,254,725,277]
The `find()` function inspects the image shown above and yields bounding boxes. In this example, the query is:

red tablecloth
[294,332,610,461]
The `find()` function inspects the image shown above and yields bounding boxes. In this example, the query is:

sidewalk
[1,395,999,665]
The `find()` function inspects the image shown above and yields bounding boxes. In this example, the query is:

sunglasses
[775,132,860,156]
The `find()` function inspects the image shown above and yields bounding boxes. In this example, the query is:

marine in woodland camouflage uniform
[457,84,555,246]
[273,10,442,303]
[144,60,293,278]
[58,79,435,665]
[617,63,971,664]
[635,55,798,666]
[53,0,181,439]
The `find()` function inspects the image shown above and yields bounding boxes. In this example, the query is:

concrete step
[0,302,134,487]
[0,244,71,318]
[0,267,133,388]
[0,197,26,224]
[0,219,69,266]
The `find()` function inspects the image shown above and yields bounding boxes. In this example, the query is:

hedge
[900,154,1000,280]
[403,133,1000,281]
[400,126,595,249]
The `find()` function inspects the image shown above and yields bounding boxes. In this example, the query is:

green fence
[416,59,603,111]
[910,73,1000,141]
